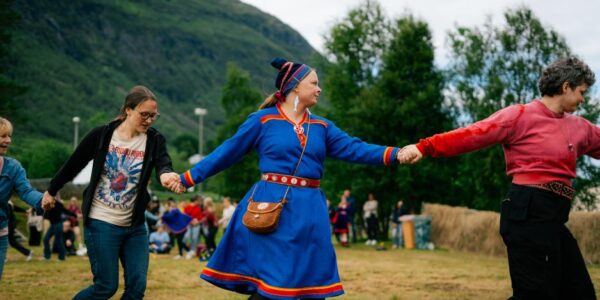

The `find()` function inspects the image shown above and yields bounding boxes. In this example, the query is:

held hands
[41,191,56,211]
[160,172,186,194]
[397,144,423,164]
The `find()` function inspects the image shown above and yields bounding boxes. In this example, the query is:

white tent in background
[72,161,93,185]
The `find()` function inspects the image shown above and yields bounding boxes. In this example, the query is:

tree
[12,139,71,178]
[322,1,454,234]
[205,63,262,201]
[322,0,390,125]
[446,7,599,210]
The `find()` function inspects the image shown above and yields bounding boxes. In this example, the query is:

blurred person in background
[363,193,379,246]
[218,197,235,234]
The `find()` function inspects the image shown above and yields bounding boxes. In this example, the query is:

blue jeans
[349,216,357,243]
[0,235,8,281]
[393,223,403,247]
[188,224,201,253]
[74,219,149,300]
[44,223,65,260]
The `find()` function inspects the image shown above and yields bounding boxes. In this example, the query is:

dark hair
[538,57,595,97]
[115,85,157,121]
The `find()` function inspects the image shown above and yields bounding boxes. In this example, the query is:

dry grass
[567,211,600,264]
[423,203,600,264]
[3,242,600,300]
[423,203,506,257]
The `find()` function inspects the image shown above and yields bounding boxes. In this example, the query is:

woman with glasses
[42,85,179,299]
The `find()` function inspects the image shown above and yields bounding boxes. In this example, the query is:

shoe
[173,255,182,260]
[392,244,398,249]
[185,250,195,260]
[26,251,33,261]
[76,247,87,256]
[365,240,371,245]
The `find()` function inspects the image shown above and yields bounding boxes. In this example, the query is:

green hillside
[5,0,317,143]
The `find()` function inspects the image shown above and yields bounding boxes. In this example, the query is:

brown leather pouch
[242,198,287,234]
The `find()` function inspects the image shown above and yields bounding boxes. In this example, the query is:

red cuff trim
[182,171,195,188]
[383,147,394,166]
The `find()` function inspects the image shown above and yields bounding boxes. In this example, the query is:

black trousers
[28,225,41,246]
[8,225,31,256]
[500,184,595,300]
[366,215,378,240]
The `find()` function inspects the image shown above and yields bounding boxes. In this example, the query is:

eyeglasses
[135,110,160,121]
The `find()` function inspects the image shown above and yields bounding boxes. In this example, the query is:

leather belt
[527,181,575,200]
[261,173,320,188]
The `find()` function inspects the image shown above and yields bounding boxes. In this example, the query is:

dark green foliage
[10,139,71,178]
[321,1,455,232]
[4,0,316,146]
[204,64,261,201]
[0,0,26,119]
[2,0,317,178]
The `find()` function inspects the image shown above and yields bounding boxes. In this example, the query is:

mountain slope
[6,0,317,142]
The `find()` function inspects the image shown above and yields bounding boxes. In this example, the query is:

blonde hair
[258,93,279,110]
[0,117,13,134]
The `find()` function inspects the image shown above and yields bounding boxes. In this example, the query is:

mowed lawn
[2,243,600,300]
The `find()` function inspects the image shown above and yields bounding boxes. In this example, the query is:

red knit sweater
[416,100,600,186]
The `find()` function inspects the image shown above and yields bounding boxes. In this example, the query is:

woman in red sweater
[400,57,598,300]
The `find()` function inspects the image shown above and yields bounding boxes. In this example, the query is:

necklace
[560,118,574,152]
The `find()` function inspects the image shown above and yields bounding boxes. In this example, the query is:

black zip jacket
[47,120,174,227]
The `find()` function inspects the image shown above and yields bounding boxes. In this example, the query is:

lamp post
[194,108,207,158]
[72,116,80,150]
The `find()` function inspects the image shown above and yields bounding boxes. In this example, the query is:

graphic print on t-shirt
[95,144,144,209]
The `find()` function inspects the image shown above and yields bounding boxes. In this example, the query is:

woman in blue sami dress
[179,58,401,300]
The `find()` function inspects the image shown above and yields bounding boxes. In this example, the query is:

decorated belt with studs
[261,173,320,188]
[527,181,575,200]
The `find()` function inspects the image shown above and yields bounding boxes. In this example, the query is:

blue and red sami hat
[271,57,313,101]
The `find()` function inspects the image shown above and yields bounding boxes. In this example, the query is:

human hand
[397,145,423,164]
[160,172,180,187]
[160,172,186,194]
[41,191,56,211]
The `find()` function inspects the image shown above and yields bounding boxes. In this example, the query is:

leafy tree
[446,7,599,210]
[322,0,390,124]
[172,133,198,159]
[322,1,454,235]
[205,63,262,201]
[13,139,71,178]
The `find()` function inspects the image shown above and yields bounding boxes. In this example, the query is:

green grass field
[3,242,600,300]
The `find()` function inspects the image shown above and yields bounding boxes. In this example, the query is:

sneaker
[365,240,371,245]
[76,247,87,257]
[185,250,195,260]
[26,251,33,261]
[173,255,182,260]
[392,244,398,249]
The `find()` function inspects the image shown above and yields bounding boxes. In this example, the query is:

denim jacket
[0,157,43,230]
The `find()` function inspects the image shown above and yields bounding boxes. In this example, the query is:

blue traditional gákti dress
[180,103,399,299]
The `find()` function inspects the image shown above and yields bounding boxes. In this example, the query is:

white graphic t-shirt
[90,131,147,226]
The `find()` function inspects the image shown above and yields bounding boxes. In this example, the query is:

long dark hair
[115,85,157,121]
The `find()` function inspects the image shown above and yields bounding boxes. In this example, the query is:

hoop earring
[293,95,299,112]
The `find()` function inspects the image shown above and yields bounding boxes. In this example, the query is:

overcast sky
[242,0,600,77]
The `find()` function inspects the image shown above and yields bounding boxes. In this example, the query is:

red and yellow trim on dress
[383,147,394,166]
[260,115,286,124]
[307,119,328,128]
[182,170,195,187]
[201,267,344,297]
